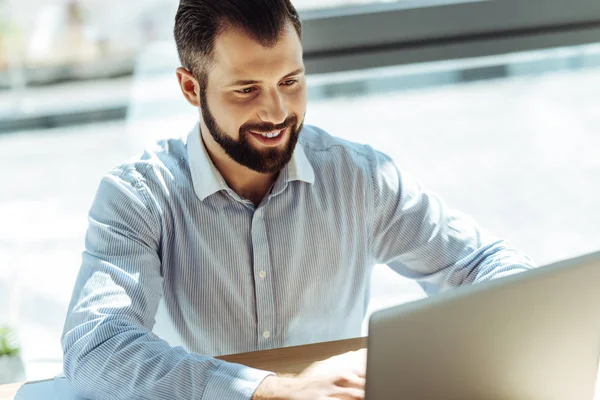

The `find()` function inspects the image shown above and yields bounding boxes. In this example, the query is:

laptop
[365,250,600,400]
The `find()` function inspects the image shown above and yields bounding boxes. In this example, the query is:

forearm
[369,147,535,294]
[466,239,535,283]
[62,319,272,400]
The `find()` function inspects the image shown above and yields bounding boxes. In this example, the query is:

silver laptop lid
[366,251,600,400]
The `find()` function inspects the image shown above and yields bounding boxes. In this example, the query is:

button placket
[251,206,276,349]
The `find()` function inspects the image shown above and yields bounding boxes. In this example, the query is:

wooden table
[0,337,367,399]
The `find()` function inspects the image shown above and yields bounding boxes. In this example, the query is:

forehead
[210,22,303,83]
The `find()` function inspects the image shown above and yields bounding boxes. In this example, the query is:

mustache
[241,115,298,134]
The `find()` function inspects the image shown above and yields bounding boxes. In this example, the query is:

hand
[252,349,367,400]
[299,349,367,380]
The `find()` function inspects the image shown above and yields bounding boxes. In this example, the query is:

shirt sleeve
[368,149,536,295]
[61,166,272,400]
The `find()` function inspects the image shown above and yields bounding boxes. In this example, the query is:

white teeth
[258,130,282,138]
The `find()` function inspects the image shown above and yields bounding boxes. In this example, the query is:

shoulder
[299,124,376,169]
[104,136,191,200]
[299,125,406,194]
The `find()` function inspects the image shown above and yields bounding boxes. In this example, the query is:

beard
[199,84,303,174]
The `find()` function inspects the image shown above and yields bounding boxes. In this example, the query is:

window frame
[299,0,600,73]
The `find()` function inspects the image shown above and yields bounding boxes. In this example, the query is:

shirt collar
[187,122,315,202]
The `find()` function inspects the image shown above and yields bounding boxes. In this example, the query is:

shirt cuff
[202,361,274,400]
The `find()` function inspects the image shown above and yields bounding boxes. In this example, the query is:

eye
[282,79,298,86]
[236,87,256,95]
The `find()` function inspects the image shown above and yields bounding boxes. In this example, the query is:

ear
[176,67,201,107]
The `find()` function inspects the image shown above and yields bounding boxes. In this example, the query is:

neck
[200,131,278,207]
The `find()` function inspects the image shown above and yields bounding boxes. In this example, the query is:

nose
[257,88,287,126]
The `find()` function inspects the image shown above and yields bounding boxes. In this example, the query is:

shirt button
[259,271,267,279]
[263,330,271,339]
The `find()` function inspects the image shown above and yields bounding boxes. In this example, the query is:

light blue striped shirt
[61,123,534,399]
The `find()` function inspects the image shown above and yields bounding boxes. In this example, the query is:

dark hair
[174,0,302,78]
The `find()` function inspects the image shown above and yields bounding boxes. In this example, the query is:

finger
[352,367,366,379]
[332,386,365,400]
[354,349,368,362]
[335,374,366,389]
[352,363,366,378]
[352,349,368,377]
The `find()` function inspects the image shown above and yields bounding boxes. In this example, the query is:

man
[61,0,535,399]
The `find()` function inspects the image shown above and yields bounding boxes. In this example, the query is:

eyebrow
[227,68,305,87]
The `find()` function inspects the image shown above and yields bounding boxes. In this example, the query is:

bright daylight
[1,0,600,399]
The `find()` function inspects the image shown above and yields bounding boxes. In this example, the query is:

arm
[369,150,535,295]
[61,167,272,400]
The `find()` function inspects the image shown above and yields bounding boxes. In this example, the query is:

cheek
[229,105,260,133]
[210,97,255,136]
[289,89,307,120]
[290,93,306,123]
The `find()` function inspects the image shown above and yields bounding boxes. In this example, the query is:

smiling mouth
[250,129,285,138]
[247,127,290,147]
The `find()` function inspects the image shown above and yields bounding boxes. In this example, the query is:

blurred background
[1,0,599,383]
